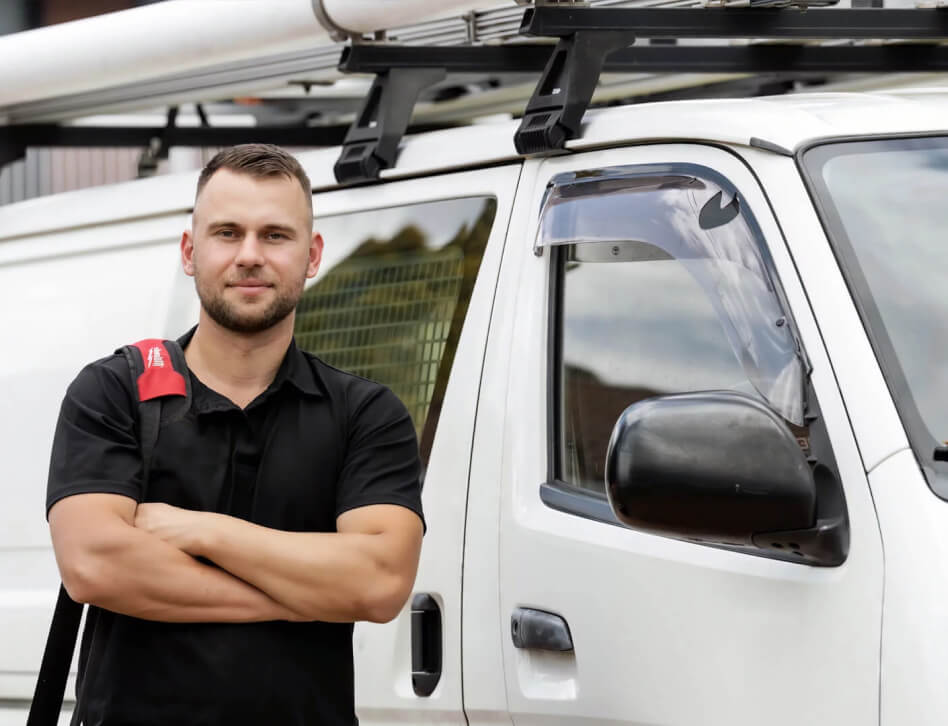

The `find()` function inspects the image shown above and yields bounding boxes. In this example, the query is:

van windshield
[803,136,948,491]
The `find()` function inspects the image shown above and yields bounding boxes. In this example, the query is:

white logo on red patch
[146,346,165,369]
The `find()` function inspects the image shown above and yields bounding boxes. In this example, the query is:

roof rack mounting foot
[514,31,632,155]
[333,65,446,185]
[137,106,178,179]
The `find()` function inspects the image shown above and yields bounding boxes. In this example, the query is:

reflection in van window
[545,167,802,494]
[295,197,496,464]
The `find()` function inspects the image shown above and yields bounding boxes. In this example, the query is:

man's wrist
[193,511,225,557]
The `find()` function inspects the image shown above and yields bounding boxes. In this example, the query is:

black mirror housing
[605,391,816,546]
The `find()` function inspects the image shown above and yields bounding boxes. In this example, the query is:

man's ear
[307,232,324,279]
[181,230,196,277]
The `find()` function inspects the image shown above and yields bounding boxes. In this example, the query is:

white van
[4,87,948,726]
[4,3,948,726]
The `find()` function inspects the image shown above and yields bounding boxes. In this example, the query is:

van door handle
[411,594,442,697]
[511,607,574,651]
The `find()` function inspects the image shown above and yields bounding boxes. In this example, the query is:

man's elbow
[59,555,110,605]
[360,573,415,624]
[50,494,141,605]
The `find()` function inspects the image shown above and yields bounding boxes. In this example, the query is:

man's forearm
[173,505,421,622]
[190,513,414,623]
[132,501,422,623]
[64,522,299,623]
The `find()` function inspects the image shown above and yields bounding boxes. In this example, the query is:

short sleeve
[335,385,425,530]
[46,359,143,517]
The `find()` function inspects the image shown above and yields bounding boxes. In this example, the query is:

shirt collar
[274,337,325,398]
[177,326,325,413]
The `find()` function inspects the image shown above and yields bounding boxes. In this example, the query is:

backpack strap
[26,586,83,726]
[119,339,191,485]
[29,339,191,726]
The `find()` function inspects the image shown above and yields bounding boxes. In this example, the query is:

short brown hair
[196,144,312,213]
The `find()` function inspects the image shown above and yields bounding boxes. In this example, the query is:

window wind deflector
[537,165,806,425]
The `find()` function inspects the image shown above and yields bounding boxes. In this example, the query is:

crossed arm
[48,494,423,624]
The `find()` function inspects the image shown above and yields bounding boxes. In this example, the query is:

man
[46,144,425,726]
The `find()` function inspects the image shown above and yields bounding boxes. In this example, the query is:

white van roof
[2,88,947,241]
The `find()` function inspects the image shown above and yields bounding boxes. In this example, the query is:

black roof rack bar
[341,41,948,76]
[1,124,351,149]
[0,120,448,179]
[0,121,454,167]
[521,6,948,40]
[514,6,948,155]
[337,43,552,74]
[333,66,446,185]
[607,42,948,73]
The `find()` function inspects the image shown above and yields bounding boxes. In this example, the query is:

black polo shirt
[46,327,424,726]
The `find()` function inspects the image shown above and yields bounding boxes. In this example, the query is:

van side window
[296,197,496,465]
[544,166,804,497]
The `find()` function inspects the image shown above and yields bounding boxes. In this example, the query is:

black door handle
[411,593,442,697]
[511,607,573,651]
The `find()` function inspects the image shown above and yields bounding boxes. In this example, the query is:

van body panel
[567,91,948,156]
[479,143,883,724]
[869,448,948,726]
[0,174,196,242]
[0,212,194,710]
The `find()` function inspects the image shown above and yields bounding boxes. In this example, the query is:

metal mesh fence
[295,251,465,430]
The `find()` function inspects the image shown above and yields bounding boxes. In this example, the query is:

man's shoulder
[67,351,135,405]
[298,350,408,416]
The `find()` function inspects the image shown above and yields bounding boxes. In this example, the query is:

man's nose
[234,233,266,267]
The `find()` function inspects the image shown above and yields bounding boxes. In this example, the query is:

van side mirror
[605,391,821,555]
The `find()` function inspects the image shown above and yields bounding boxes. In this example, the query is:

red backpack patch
[130,339,187,401]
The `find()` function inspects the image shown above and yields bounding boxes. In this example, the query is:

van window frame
[539,161,807,527]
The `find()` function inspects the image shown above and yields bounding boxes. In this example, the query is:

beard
[195,268,306,335]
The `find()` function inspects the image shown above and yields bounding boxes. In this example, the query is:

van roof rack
[4,4,948,186]
[334,5,948,180]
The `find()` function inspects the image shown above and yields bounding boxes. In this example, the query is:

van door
[308,164,521,725]
[468,144,883,725]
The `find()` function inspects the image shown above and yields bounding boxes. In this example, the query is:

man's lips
[227,280,273,294]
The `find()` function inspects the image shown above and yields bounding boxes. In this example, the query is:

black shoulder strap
[26,585,82,726]
[29,339,190,726]
[120,339,190,487]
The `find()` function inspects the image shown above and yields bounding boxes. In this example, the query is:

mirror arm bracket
[756,376,850,566]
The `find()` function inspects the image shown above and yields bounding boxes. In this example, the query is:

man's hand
[134,502,213,555]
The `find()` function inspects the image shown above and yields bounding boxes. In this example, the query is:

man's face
[182,169,322,334]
